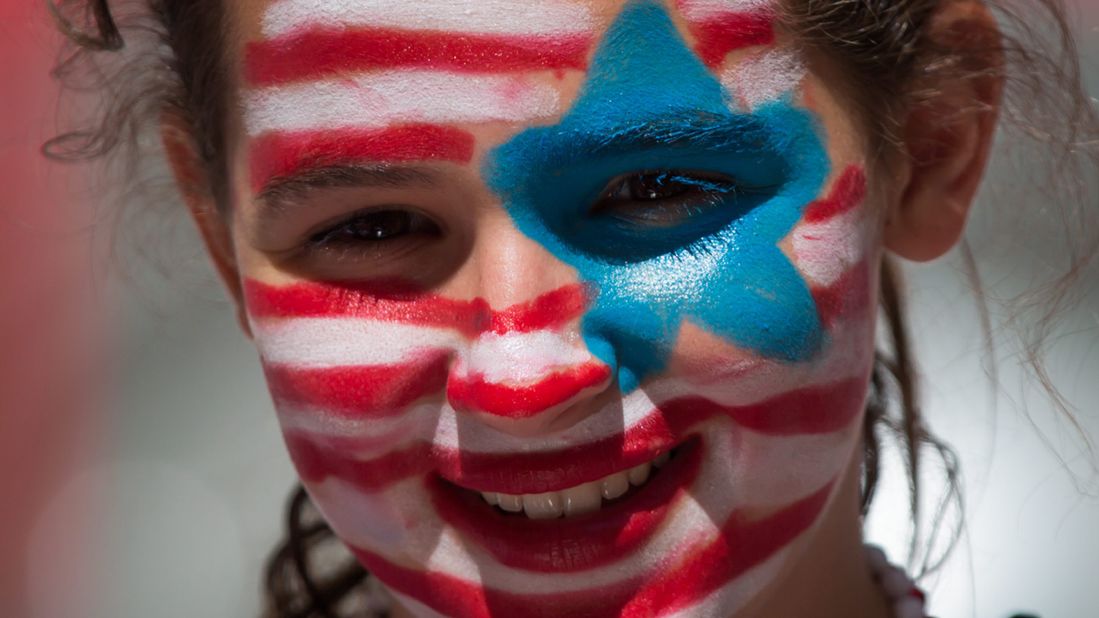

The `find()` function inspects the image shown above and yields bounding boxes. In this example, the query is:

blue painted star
[485,0,831,393]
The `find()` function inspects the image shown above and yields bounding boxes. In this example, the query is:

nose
[444,215,613,436]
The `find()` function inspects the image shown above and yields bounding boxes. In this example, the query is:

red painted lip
[429,437,703,573]
[350,478,836,618]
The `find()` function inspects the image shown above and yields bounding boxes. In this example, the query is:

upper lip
[439,434,676,495]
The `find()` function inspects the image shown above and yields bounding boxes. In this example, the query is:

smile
[478,447,673,519]
[429,437,703,572]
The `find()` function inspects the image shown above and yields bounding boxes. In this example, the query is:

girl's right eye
[308,208,441,248]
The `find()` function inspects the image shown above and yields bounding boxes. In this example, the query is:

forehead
[233,0,776,37]
[231,0,786,87]
[232,0,808,197]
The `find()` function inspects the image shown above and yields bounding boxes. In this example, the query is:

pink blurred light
[0,1,103,615]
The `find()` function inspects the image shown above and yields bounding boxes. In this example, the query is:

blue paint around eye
[484,0,831,393]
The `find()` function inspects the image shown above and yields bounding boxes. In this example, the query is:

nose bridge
[445,220,612,435]
[468,214,575,312]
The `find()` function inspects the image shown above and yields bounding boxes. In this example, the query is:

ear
[884,1,1004,262]
[161,114,253,338]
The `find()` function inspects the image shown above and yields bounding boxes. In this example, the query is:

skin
[167,1,1003,616]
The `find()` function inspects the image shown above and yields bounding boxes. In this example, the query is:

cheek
[663,165,877,378]
[307,478,416,553]
[791,166,874,292]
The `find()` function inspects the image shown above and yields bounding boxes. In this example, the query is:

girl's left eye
[591,171,741,227]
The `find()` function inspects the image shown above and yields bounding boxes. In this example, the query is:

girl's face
[226,0,882,615]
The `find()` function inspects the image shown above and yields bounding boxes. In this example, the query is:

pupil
[353,211,410,240]
[630,174,688,201]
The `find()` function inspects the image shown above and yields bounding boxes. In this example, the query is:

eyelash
[574,170,780,263]
[305,208,441,257]
[592,170,743,228]
[300,171,758,262]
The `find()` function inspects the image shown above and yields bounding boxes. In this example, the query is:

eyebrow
[589,111,770,152]
[255,164,441,222]
[520,110,774,169]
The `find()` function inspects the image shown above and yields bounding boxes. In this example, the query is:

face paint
[258,0,597,40]
[239,0,879,616]
[242,0,594,192]
[674,0,776,68]
[486,0,830,391]
[243,71,562,191]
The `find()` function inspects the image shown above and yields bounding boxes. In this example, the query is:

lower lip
[428,437,703,573]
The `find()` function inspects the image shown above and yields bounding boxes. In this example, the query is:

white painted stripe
[311,477,421,556]
[314,416,847,592]
[271,312,874,453]
[255,319,596,383]
[254,319,460,367]
[721,48,805,111]
[244,71,561,136]
[460,330,596,383]
[679,0,775,21]
[792,209,867,287]
[262,0,597,40]
[276,401,437,447]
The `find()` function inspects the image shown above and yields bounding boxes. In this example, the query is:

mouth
[428,437,703,573]
[479,447,673,519]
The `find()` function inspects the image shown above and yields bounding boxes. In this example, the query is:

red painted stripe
[264,351,450,419]
[489,283,590,334]
[271,357,611,421]
[665,375,867,437]
[429,438,703,573]
[447,363,611,418]
[285,377,867,494]
[621,479,833,616]
[287,433,434,492]
[245,27,592,87]
[803,165,867,223]
[688,12,776,67]
[347,480,833,617]
[245,280,591,337]
[249,124,475,193]
[811,259,873,329]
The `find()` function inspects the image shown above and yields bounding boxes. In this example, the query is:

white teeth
[498,493,523,513]
[601,472,630,500]
[481,450,674,519]
[628,462,651,486]
[562,481,602,517]
[522,492,564,520]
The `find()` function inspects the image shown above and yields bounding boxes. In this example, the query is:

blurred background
[2,1,1098,617]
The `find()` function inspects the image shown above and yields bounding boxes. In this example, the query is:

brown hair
[46,0,1099,616]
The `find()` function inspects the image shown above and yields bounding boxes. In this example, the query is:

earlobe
[160,114,253,338]
[884,2,1004,263]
